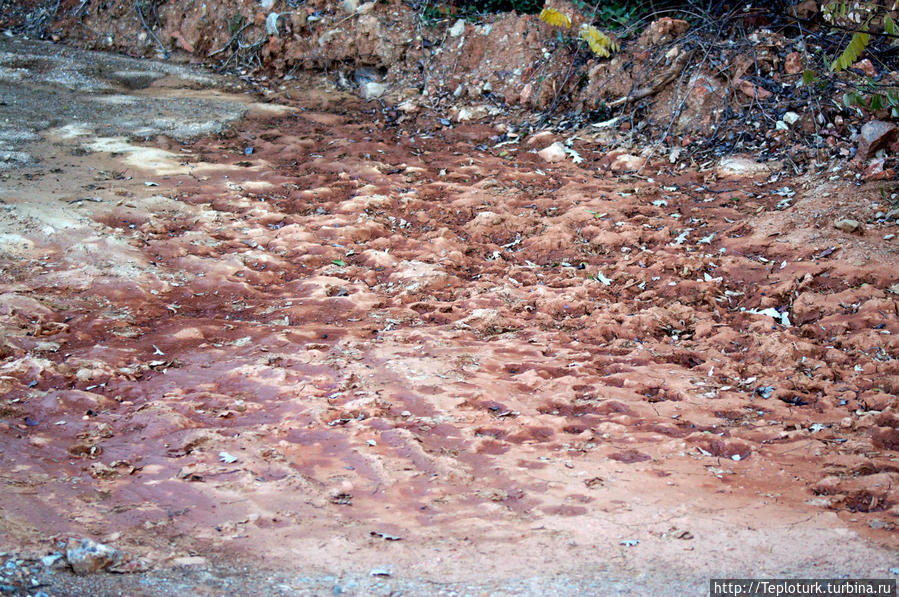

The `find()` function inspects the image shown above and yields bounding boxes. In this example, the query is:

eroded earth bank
[0,37,897,595]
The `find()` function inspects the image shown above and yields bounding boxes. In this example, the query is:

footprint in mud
[608,449,652,464]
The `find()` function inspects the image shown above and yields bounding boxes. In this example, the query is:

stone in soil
[855,120,897,162]
[66,538,121,575]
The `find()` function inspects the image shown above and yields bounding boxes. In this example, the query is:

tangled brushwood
[0,0,896,173]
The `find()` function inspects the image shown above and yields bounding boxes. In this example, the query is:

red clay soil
[0,76,898,593]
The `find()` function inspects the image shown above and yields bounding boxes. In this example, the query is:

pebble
[359,81,386,100]
[855,120,897,161]
[525,130,555,147]
[717,156,769,176]
[833,218,863,234]
[610,153,644,172]
[537,142,567,163]
[449,19,465,37]
[784,51,803,74]
[40,553,64,567]
[66,538,121,575]
[370,567,393,577]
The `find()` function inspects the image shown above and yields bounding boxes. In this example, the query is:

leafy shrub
[450,0,544,15]
[539,7,619,57]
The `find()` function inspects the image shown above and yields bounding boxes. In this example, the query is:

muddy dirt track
[0,38,897,595]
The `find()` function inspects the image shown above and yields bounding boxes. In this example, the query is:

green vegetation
[418,0,653,29]
[452,0,544,15]
[816,1,899,117]
[539,7,619,57]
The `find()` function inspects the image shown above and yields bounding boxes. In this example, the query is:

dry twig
[134,0,169,59]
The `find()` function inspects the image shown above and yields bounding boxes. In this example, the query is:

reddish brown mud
[0,66,897,593]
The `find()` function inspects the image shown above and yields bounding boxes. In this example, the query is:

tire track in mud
[0,98,897,578]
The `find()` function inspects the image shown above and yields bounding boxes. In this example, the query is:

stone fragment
[789,0,817,19]
[66,538,121,575]
[637,17,689,47]
[862,158,895,181]
[171,556,208,567]
[784,52,803,74]
[717,156,769,176]
[856,120,897,161]
[519,83,534,106]
[449,19,465,37]
[397,99,418,113]
[609,153,643,171]
[537,142,567,163]
[852,58,876,77]
[455,105,488,122]
[677,73,724,131]
[782,111,800,125]
[833,218,863,234]
[526,131,556,147]
[736,78,772,100]
[359,81,386,100]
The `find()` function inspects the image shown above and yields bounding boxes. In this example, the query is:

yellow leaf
[579,24,618,57]
[539,7,571,28]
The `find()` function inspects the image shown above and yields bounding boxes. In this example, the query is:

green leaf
[332,259,346,267]
[885,14,897,36]
[870,93,884,111]
[801,69,817,86]
[842,91,866,108]
[831,32,870,72]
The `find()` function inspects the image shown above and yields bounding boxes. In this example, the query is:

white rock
[610,153,644,171]
[538,142,567,163]
[449,19,465,37]
[397,100,418,113]
[171,556,208,567]
[833,218,863,234]
[455,105,488,122]
[41,553,64,568]
[265,12,281,35]
[318,28,341,47]
[717,156,769,176]
[359,81,386,100]
[340,0,359,13]
[782,111,800,125]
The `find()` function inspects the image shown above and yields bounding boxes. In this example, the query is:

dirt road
[0,38,897,595]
